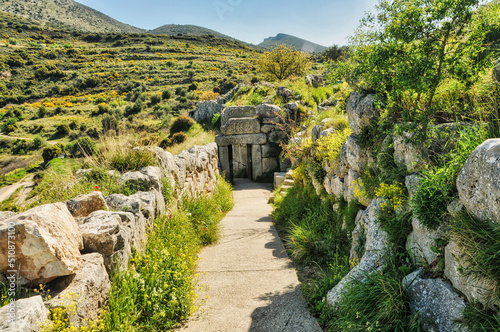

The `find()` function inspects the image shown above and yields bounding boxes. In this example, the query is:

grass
[101,176,233,331]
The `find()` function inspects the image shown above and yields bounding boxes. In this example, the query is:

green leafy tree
[258,44,310,81]
[329,0,494,132]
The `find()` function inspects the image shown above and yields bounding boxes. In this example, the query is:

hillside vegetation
[0,0,144,33]
[149,24,233,39]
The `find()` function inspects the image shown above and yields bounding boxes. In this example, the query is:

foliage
[170,114,195,135]
[315,127,351,167]
[170,132,187,145]
[258,44,310,81]
[458,302,500,332]
[42,143,65,164]
[67,137,97,158]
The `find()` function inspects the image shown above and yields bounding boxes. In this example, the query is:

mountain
[259,33,327,53]
[149,24,233,39]
[0,0,144,33]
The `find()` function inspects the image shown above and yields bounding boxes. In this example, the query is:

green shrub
[68,137,97,158]
[56,123,70,136]
[150,94,162,105]
[162,90,172,100]
[109,149,155,172]
[170,132,187,145]
[42,143,65,164]
[170,114,195,135]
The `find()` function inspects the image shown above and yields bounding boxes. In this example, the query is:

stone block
[221,117,261,135]
[256,104,281,118]
[215,133,267,146]
[0,296,48,332]
[262,158,279,174]
[66,191,108,218]
[252,145,263,181]
[221,106,257,126]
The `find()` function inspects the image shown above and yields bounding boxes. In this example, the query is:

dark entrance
[246,144,253,180]
[228,145,234,184]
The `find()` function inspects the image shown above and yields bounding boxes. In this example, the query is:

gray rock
[119,166,163,194]
[0,211,17,222]
[252,145,263,180]
[444,241,499,307]
[66,191,109,218]
[268,130,287,145]
[335,143,350,178]
[260,124,275,134]
[311,125,322,142]
[344,169,360,203]
[327,199,389,307]
[190,99,224,123]
[406,216,446,267]
[221,106,257,126]
[457,139,500,224]
[256,104,281,118]
[130,191,157,226]
[447,199,464,216]
[215,133,267,146]
[344,134,374,173]
[305,74,324,88]
[221,117,261,135]
[323,172,344,199]
[262,158,279,174]
[405,174,421,198]
[319,128,336,138]
[0,203,83,285]
[277,87,293,100]
[285,103,298,112]
[403,269,467,332]
[0,296,48,332]
[47,253,111,327]
[262,117,280,125]
[493,58,500,83]
[78,211,132,273]
[346,92,381,135]
[394,132,428,173]
[75,168,92,178]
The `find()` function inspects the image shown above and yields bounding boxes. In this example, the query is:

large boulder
[47,253,111,327]
[0,296,49,332]
[327,199,389,307]
[0,203,83,284]
[457,139,500,223]
[344,134,374,173]
[104,195,149,246]
[66,191,108,218]
[143,146,180,190]
[393,132,428,173]
[189,99,224,123]
[406,216,446,267]
[78,210,133,273]
[256,104,281,118]
[119,166,163,193]
[403,269,467,332]
[221,106,257,126]
[493,58,500,83]
[305,74,324,88]
[444,241,499,307]
[346,92,381,135]
[221,117,261,135]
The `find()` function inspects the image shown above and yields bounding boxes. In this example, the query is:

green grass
[101,176,233,330]
[458,302,500,331]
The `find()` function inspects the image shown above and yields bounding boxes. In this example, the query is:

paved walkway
[179,179,322,332]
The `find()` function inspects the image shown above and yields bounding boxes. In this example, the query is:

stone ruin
[215,104,290,182]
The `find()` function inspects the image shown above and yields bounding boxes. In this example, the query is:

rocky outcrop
[0,203,83,284]
[47,253,111,327]
[344,134,373,173]
[457,139,500,223]
[66,191,108,218]
[189,84,240,123]
[403,269,467,332]
[393,132,428,173]
[406,216,446,266]
[346,92,381,135]
[305,74,324,88]
[0,296,49,332]
[327,199,389,307]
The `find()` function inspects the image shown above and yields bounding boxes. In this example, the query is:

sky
[75,0,377,47]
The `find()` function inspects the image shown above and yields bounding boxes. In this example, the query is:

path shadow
[232,178,273,192]
[249,285,322,332]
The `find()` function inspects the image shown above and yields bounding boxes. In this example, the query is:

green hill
[259,33,327,53]
[149,24,232,39]
[0,0,144,33]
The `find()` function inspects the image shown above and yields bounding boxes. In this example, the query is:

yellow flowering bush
[375,182,406,211]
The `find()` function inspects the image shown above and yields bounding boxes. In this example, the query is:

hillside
[149,24,232,39]
[0,0,144,33]
[259,33,327,53]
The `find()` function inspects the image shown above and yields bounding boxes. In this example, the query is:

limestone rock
[221,106,256,126]
[75,168,92,178]
[285,103,298,112]
[221,117,260,135]
[47,253,111,327]
[394,133,428,173]
[346,92,381,135]
[319,128,335,138]
[130,191,157,226]
[0,296,48,332]
[0,211,17,222]
[335,143,350,178]
[457,139,500,223]
[190,99,224,123]
[119,166,163,193]
[344,169,360,203]
[305,74,324,88]
[252,145,263,180]
[256,104,281,118]
[403,269,467,332]
[143,146,179,189]
[405,174,421,198]
[324,173,344,198]
[0,203,83,284]
[66,191,108,218]
[493,58,500,83]
[104,194,149,244]
[344,134,373,173]
[311,125,322,142]
[260,124,275,134]
[327,199,389,307]
[78,211,133,272]
[444,241,499,307]
[262,158,279,174]
[277,87,293,100]
[406,216,446,267]
[215,133,267,146]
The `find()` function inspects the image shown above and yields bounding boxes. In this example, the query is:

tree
[329,0,490,128]
[258,44,310,81]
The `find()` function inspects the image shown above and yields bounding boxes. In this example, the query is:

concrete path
[179,179,322,332]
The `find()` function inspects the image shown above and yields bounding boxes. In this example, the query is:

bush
[170,132,187,145]
[188,83,197,91]
[162,90,172,100]
[42,143,65,164]
[150,94,162,105]
[109,149,155,172]
[170,114,195,135]
[68,137,97,158]
[56,123,70,136]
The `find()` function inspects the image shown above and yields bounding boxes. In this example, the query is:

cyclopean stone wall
[0,143,219,330]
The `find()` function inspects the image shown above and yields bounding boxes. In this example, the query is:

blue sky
[75,0,377,47]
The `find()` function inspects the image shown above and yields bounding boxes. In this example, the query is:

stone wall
[0,143,219,330]
[320,91,500,331]
[189,85,241,123]
[215,104,288,181]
